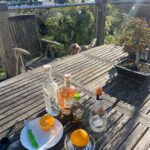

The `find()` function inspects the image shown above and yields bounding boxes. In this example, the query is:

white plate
[20,118,63,150]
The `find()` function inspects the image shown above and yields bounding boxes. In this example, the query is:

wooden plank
[84,45,119,56]
[0,78,62,110]
[65,62,108,83]
[146,144,150,150]
[0,78,43,104]
[140,99,150,114]
[51,45,116,68]
[72,60,104,78]
[125,83,150,107]
[83,50,126,65]
[0,78,63,121]
[84,66,115,89]
[57,58,96,74]
[133,128,150,150]
[84,45,123,59]
[0,72,43,93]
[0,106,47,138]
[53,56,87,71]
[107,79,136,98]
[102,80,137,108]
[56,46,114,71]
[0,2,16,77]
[83,45,121,54]
[81,65,112,85]
[103,78,133,98]
[87,46,123,58]
[0,92,43,123]
[96,114,129,149]
[0,95,44,133]
[0,67,42,88]
[86,67,121,91]
[73,62,107,81]
[52,53,84,67]
[103,77,124,91]
[103,120,138,150]
[0,87,42,115]
[85,73,112,92]
[0,76,43,101]
[118,123,147,150]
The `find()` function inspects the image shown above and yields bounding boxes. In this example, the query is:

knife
[24,120,39,149]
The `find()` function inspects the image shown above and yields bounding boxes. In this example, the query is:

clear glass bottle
[89,88,107,132]
[58,74,75,115]
[71,92,85,123]
[43,64,60,116]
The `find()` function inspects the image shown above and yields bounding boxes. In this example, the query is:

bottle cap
[64,74,71,79]
[96,88,103,95]
[43,64,51,71]
[73,92,81,101]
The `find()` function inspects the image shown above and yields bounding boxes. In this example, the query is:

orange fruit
[70,129,90,147]
[38,114,55,131]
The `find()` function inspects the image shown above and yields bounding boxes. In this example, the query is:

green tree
[38,4,124,57]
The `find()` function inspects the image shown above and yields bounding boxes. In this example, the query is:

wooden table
[1,44,150,150]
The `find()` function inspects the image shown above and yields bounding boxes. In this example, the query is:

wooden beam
[95,0,107,46]
[0,2,16,77]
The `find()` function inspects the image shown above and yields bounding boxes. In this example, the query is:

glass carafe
[43,64,60,116]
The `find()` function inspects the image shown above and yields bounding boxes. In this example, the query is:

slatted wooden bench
[1,44,150,150]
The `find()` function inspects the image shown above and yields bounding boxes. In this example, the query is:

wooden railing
[0,0,107,77]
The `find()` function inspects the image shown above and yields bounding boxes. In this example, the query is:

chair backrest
[8,15,42,60]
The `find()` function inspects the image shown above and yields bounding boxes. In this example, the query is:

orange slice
[38,115,55,131]
[70,129,90,147]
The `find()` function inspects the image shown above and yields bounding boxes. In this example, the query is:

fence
[0,0,108,77]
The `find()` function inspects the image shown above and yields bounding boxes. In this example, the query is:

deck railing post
[95,0,107,46]
[0,2,16,77]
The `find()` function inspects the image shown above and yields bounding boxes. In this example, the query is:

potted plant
[115,17,150,82]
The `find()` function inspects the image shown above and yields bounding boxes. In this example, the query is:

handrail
[8,0,150,11]
[8,2,96,10]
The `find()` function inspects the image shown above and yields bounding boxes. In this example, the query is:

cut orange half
[38,115,55,131]
[70,129,90,147]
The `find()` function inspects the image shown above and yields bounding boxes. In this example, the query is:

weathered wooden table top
[1,44,150,150]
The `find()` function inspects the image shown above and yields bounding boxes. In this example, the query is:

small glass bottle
[58,74,75,115]
[43,64,60,116]
[89,88,107,132]
[71,92,85,123]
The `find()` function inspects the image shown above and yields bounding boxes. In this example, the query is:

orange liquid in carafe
[58,85,75,114]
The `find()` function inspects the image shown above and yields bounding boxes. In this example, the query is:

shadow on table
[95,67,150,149]
[103,67,150,108]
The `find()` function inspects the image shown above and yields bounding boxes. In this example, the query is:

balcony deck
[0,44,150,150]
